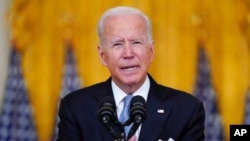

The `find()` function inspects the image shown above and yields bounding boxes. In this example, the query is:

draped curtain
[6,0,250,140]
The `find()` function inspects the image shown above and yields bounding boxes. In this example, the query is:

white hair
[97,6,153,45]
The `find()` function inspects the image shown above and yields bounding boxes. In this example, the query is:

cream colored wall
[0,0,10,110]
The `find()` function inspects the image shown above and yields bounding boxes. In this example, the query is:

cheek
[99,51,107,66]
[147,48,154,62]
[100,50,117,67]
[105,52,120,66]
[142,49,153,59]
[140,50,154,66]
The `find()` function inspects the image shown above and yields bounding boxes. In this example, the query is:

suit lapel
[89,78,114,119]
[89,78,117,140]
[139,77,172,141]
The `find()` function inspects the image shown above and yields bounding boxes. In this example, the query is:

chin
[122,77,141,86]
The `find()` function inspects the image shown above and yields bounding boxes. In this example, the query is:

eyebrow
[113,39,124,42]
[110,38,125,44]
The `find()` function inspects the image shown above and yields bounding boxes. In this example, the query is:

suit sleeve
[181,100,205,141]
[56,98,82,141]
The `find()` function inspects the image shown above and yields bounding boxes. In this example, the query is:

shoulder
[159,84,200,103]
[149,75,200,103]
[154,84,205,119]
[162,85,204,116]
[61,80,110,105]
[149,75,203,110]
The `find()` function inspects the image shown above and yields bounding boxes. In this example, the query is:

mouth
[120,65,139,71]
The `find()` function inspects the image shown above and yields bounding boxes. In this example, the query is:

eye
[113,42,122,47]
[133,41,142,45]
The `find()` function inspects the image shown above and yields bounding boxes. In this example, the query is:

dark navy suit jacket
[57,75,205,141]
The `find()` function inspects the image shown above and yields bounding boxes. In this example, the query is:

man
[57,6,205,141]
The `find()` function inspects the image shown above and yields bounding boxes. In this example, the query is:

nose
[123,44,134,58]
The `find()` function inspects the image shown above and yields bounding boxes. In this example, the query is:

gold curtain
[8,0,65,140]
[201,1,250,140]
[7,0,250,140]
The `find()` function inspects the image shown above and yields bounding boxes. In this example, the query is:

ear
[98,45,107,67]
[149,41,155,63]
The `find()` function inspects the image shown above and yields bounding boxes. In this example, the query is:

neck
[113,76,147,94]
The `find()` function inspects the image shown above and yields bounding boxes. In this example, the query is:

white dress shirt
[112,76,150,140]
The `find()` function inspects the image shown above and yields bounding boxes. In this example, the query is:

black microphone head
[130,95,147,124]
[97,96,121,139]
[97,96,116,124]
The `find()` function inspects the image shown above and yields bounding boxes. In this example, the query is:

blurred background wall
[0,0,249,141]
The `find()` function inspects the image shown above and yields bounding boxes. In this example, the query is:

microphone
[97,96,120,139]
[127,95,147,139]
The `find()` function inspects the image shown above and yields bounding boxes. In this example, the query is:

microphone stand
[119,120,135,141]
[118,124,126,141]
[127,122,140,140]
[114,117,127,141]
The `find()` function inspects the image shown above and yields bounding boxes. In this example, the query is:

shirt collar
[112,76,150,106]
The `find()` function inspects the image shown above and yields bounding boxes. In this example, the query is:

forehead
[103,15,147,37]
[104,14,145,25]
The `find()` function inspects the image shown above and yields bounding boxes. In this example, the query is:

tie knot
[119,95,133,124]
[123,95,133,108]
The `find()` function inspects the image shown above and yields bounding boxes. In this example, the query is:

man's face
[98,14,154,88]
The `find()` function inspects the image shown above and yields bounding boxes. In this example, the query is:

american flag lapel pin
[157,109,164,113]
